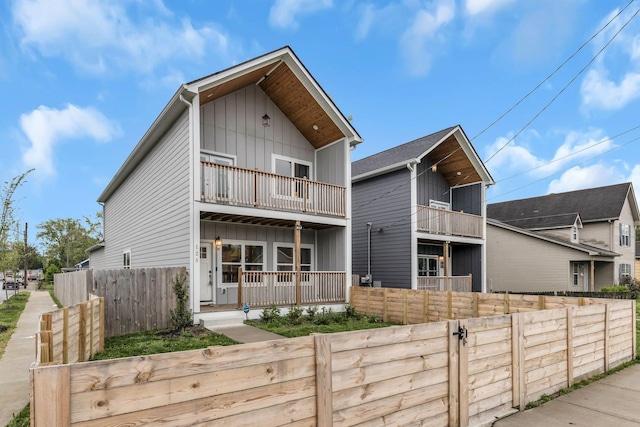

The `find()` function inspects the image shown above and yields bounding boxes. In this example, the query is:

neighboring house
[351,126,494,292]
[487,183,640,292]
[635,240,640,280]
[88,46,362,322]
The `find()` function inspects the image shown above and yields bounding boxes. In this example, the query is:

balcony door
[273,154,312,199]
[201,152,234,202]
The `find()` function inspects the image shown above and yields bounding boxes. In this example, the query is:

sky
[1,0,640,248]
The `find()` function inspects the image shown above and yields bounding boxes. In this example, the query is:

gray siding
[317,141,346,186]
[352,169,412,288]
[451,183,482,216]
[416,159,450,206]
[97,111,191,269]
[451,245,482,291]
[201,85,315,175]
[316,228,345,270]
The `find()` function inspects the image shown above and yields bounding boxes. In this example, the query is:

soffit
[198,62,343,150]
[428,134,482,186]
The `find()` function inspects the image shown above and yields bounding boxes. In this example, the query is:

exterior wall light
[262,114,271,127]
[215,236,222,248]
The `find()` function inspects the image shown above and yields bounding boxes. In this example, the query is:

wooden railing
[201,162,346,217]
[417,275,472,292]
[237,269,346,308]
[416,205,483,238]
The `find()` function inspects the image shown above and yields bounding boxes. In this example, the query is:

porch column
[444,241,450,277]
[295,221,302,306]
[590,260,595,291]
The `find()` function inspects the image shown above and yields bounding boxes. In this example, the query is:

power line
[484,5,640,163]
[471,0,636,142]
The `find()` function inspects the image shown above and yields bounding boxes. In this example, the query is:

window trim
[429,200,450,211]
[620,263,632,278]
[123,249,131,269]
[219,240,266,287]
[620,223,631,247]
[417,254,441,277]
[273,242,315,272]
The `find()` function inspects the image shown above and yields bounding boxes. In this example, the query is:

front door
[200,242,214,302]
[571,262,589,291]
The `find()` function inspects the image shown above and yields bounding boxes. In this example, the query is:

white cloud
[547,164,620,194]
[400,0,455,76]
[20,104,120,176]
[13,0,229,74]
[581,68,640,111]
[269,0,333,30]
[465,0,514,16]
[580,6,640,111]
[486,128,615,177]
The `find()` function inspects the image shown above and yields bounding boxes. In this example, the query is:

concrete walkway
[0,289,56,427]
[204,324,286,343]
[493,363,640,426]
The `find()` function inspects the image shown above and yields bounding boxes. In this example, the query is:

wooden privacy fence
[54,269,92,307]
[93,267,185,337]
[31,290,635,426]
[34,295,104,366]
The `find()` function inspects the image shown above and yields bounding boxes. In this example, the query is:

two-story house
[351,126,494,292]
[88,46,363,323]
[487,182,640,292]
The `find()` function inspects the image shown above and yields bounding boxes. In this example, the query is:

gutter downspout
[367,222,372,279]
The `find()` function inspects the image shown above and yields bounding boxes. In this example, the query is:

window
[620,224,631,247]
[429,200,450,210]
[418,255,440,276]
[573,263,579,286]
[220,242,265,285]
[272,155,312,198]
[275,244,313,271]
[620,263,632,278]
[123,250,131,269]
[571,226,579,242]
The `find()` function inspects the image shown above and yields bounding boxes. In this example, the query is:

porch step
[199,311,245,328]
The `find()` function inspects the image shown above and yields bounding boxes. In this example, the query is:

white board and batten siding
[96,110,191,269]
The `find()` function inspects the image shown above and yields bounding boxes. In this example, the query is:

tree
[37,214,101,268]
[0,170,33,273]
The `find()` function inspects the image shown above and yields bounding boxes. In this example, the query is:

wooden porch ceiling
[198,62,344,150]
[428,134,482,186]
[200,212,336,230]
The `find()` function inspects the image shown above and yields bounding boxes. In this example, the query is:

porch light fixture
[431,164,437,172]
[215,236,222,248]
[262,114,271,127]
[295,224,303,231]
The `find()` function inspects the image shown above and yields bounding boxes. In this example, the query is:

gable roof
[488,183,639,228]
[352,125,493,186]
[98,46,362,203]
[488,218,620,258]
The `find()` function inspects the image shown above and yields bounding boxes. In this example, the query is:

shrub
[169,272,193,332]
[44,264,61,283]
[600,285,629,292]
[260,304,281,323]
[305,306,318,321]
[286,305,304,325]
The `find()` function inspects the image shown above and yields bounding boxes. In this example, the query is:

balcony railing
[238,269,346,308]
[201,161,346,217]
[416,205,483,238]
[417,275,472,292]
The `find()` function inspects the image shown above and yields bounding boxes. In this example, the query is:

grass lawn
[0,291,30,358]
[90,326,238,361]
[245,305,396,337]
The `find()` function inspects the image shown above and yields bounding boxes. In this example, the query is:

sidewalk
[0,289,56,427]
[204,324,286,343]
[493,363,640,426]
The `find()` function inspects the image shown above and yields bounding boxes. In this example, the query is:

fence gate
[449,315,518,427]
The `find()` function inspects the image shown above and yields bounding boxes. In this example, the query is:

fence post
[513,313,525,410]
[62,307,69,364]
[315,334,333,425]
[632,299,637,360]
[32,365,71,426]
[447,291,453,319]
[79,302,87,362]
[459,319,469,427]
[566,307,574,387]
[604,304,610,372]
[403,290,408,325]
[423,290,430,323]
[383,288,389,323]
[448,320,460,426]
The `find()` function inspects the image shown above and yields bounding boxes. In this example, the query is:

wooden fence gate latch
[453,325,468,345]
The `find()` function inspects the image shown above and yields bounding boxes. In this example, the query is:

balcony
[417,205,483,238]
[201,161,346,218]
[238,270,346,308]
[417,275,472,292]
